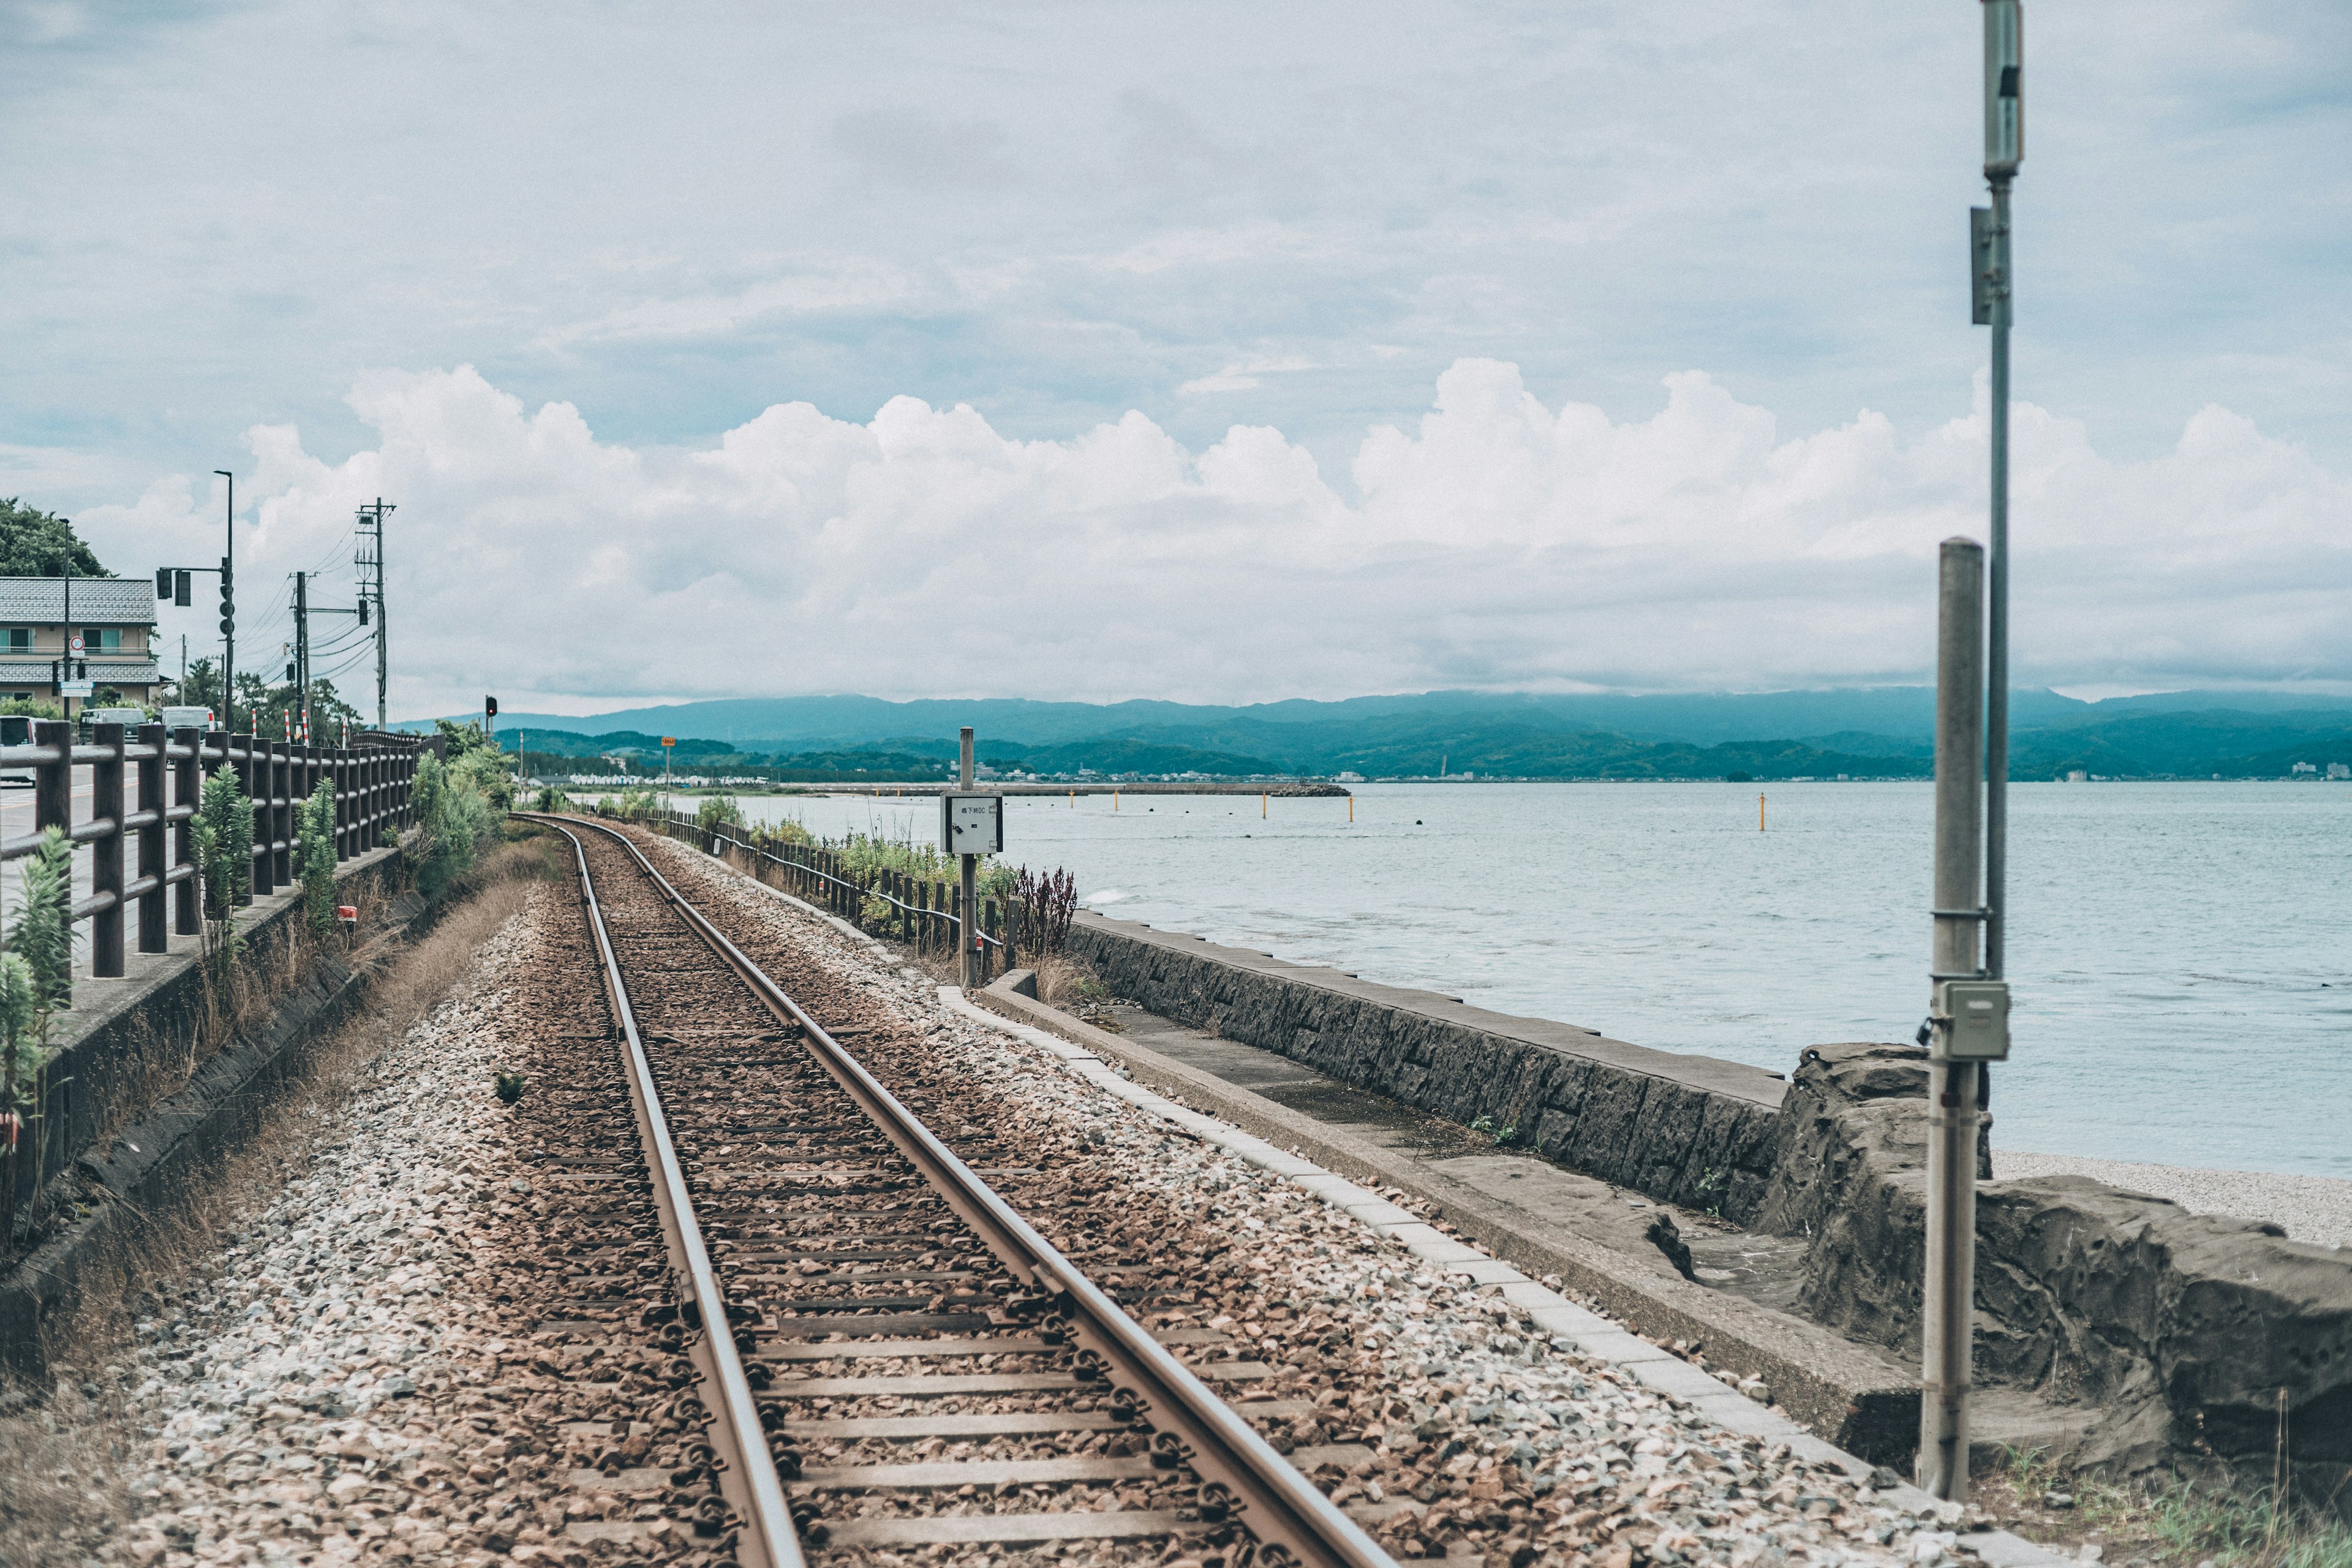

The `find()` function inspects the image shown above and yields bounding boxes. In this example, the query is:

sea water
[690,782,2350,1177]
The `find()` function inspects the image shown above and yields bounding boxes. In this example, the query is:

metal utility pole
[1973,0,2022,982]
[354,499,393,729]
[1914,12,2024,1502]
[293,571,310,741]
[1921,540,1986,1499]
[217,472,236,734]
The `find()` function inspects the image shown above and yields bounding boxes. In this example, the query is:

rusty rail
[537,813,1395,1568]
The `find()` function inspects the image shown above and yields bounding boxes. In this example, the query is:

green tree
[0,499,107,577]
[434,718,492,760]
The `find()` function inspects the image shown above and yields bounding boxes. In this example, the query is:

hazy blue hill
[471,687,2094,750]
[462,688,2352,782]
[2010,709,2352,777]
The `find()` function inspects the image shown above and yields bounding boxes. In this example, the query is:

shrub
[197,768,254,918]
[296,778,337,932]
[696,794,744,832]
[1014,866,1079,954]
[14,827,74,1008]
[609,785,662,822]
[408,753,499,900]
[748,818,813,851]
[532,785,574,813]
[449,743,514,813]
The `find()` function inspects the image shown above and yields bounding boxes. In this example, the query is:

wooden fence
[641,810,1023,981]
[0,720,421,996]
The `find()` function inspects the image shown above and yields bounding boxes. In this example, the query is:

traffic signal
[218,557,234,636]
[176,569,192,606]
[156,567,172,595]
[485,695,498,719]
[358,598,369,626]
[286,662,298,683]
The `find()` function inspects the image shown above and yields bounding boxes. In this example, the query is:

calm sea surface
[671,782,2350,1178]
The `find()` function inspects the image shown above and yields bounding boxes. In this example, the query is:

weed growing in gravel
[494,1070,526,1102]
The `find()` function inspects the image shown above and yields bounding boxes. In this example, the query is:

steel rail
[541,818,806,1568]
[535,813,1395,1568]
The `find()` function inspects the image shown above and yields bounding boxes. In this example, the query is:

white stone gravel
[1992,1152,2352,1251]
[647,834,2041,1568]
[89,910,540,1568]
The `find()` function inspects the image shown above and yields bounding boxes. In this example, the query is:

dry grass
[1981,1447,2352,1568]
[0,851,552,1567]
[1028,949,1101,1009]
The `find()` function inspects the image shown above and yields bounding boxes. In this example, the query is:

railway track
[526,814,1394,1568]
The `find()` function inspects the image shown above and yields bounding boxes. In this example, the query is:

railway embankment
[0,845,417,1381]
[1059,913,2352,1505]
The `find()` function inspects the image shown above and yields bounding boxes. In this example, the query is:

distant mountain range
[436,688,2352,782]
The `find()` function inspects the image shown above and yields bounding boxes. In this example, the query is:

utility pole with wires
[353,499,393,729]
[292,571,310,740]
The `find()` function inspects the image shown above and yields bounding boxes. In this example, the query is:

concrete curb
[941,981,2070,1568]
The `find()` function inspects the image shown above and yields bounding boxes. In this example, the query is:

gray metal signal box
[1931,978,2011,1062]
[940,793,1004,856]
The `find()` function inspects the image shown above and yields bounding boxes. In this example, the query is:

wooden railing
[0,720,421,994]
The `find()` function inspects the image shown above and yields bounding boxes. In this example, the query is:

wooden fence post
[173,727,200,937]
[92,721,126,977]
[273,740,293,888]
[136,722,167,955]
[32,717,70,845]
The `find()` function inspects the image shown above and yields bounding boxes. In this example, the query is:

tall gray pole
[217,471,235,735]
[295,570,309,739]
[1921,538,1986,1499]
[959,726,978,991]
[1979,0,2022,981]
[375,502,387,729]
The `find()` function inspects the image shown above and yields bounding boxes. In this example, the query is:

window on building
[1,628,27,651]
[79,627,123,652]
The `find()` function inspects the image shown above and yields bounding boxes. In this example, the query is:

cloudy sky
[4,1,2346,717]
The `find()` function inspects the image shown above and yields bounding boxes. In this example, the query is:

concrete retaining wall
[0,848,418,1380]
[4,847,408,1233]
[1066,912,1789,1220]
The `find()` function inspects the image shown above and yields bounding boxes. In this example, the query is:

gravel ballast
[639,831,2011,1568]
[50,833,2028,1568]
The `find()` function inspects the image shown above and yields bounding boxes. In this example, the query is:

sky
[2,1,2346,718]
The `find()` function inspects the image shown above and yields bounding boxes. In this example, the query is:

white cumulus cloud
[72,360,2351,718]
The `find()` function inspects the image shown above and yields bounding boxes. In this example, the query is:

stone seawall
[1066,913,2352,1501]
[1065,912,1789,1221]
[1761,1044,2352,1500]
